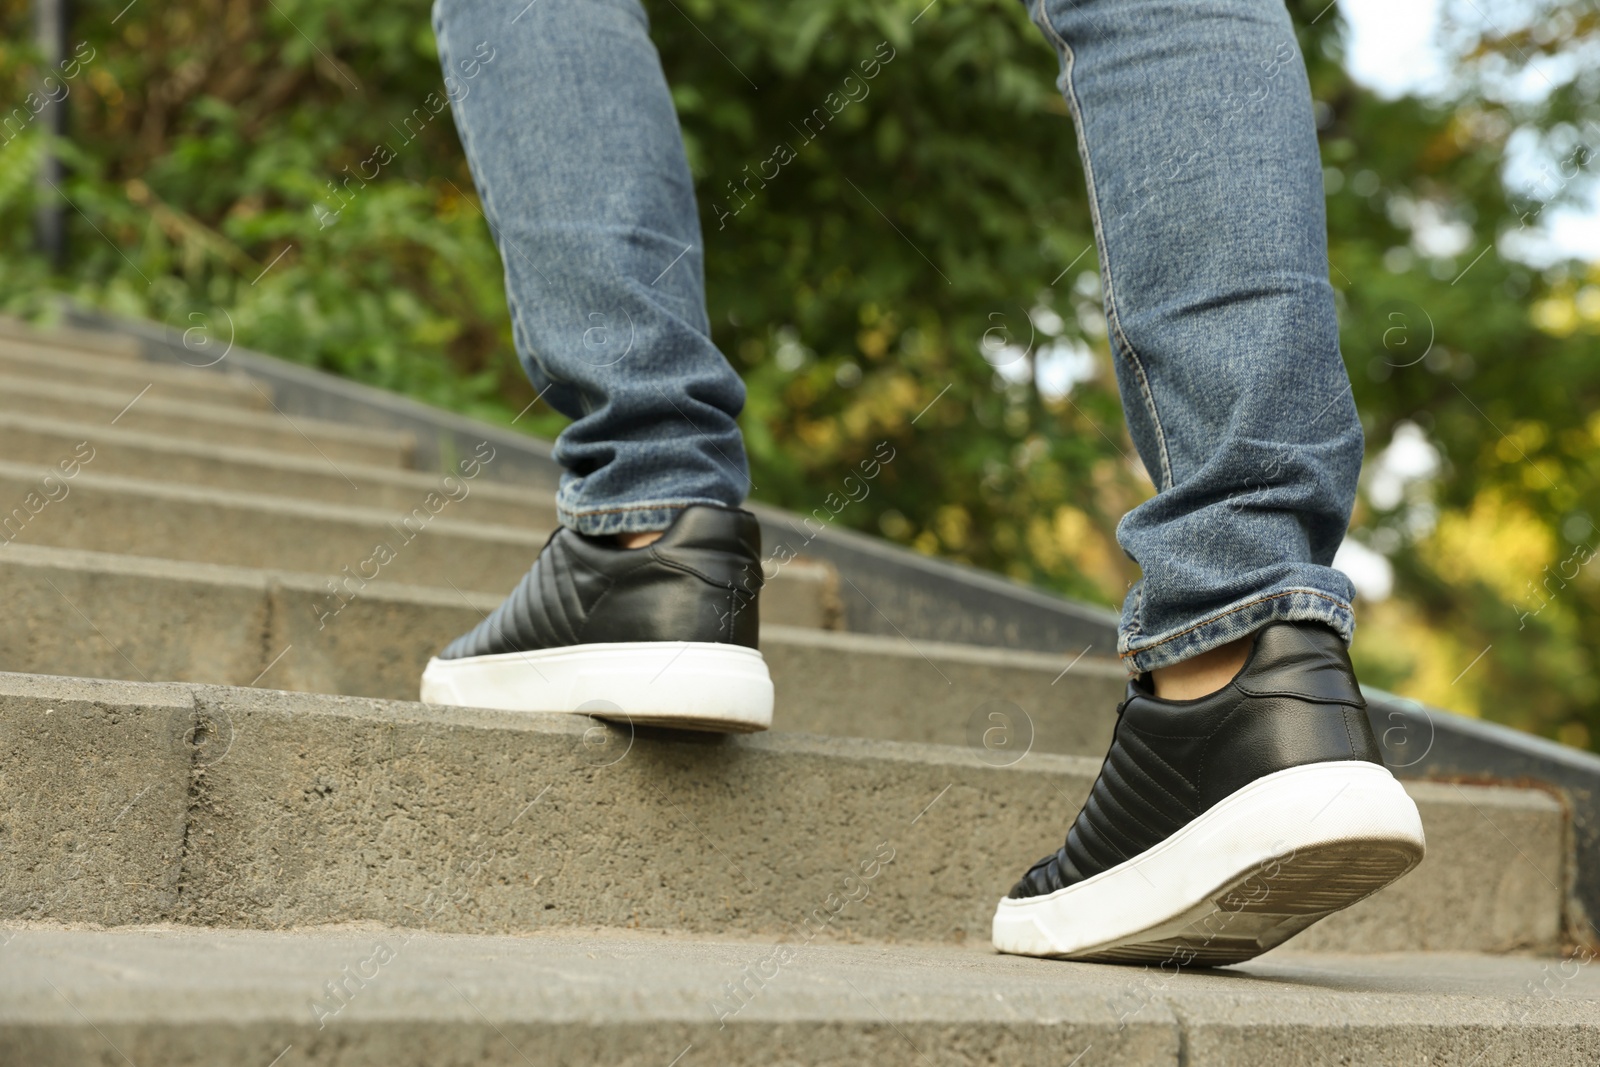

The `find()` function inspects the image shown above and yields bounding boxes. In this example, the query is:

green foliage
[0,0,531,426]
[1300,1,1600,743]
[0,0,1595,745]
[666,0,1138,607]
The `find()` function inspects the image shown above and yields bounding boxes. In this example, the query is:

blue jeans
[432,0,1362,673]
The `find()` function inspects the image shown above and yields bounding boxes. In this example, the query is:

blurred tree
[1306,0,1600,745]
[0,0,530,422]
[0,0,1593,745]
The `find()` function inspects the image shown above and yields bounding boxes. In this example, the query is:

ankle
[1150,633,1255,701]
[614,530,664,550]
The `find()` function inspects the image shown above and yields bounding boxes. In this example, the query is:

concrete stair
[5,673,1563,954]
[0,412,549,522]
[4,927,1596,1067]
[0,337,265,408]
[0,374,417,465]
[0,324,1595,1063]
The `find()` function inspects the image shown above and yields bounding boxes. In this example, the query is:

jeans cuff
[558,499,728,537]
[1118,588,1355,674]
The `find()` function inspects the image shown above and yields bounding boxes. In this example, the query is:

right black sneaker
[992,620,1425,966]
[420,504,772,732]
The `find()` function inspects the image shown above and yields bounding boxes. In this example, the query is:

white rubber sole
[992,760,1426,965]
[419,642,774,733]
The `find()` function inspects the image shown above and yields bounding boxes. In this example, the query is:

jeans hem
[1118,588,1354,673]
[559,499,730,536]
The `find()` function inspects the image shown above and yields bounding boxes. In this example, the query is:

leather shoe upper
[437,504,763,659]
[1008,621,1382,900]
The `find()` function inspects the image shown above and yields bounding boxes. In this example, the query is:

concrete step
[0,541,1113,748]
[0,373,416,467]
[4,927,1595,1067]
[0,672,1565,955]
[0,464,837,628]
[0,413,552,527]
[0,337,265,409]
[0,313,145,358]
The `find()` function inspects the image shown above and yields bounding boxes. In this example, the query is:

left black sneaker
[420,505,772,732]
[992,620,1425,966]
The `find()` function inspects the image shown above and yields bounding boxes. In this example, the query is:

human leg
[423,0,770,730]
[994,0,1422,964]
[433,0,750,537]
[1021,0,1363,671]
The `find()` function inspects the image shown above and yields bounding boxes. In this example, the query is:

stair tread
[1,925,1594,1065]
[0,410,553,524]
[0,459,542,542]
[0,313,145,357]
[0,535,833,626]
[0,468,838,624]
[0,371,417,454]
[0,538,1129,747]
[0,671,1566,957]
[0,321,1587,1039]
[0,337,263,405]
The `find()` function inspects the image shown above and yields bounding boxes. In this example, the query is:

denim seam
[435,8,567,393]
[562,501,708,517]
[1032,0,1174,493]
[1118,588,1350,661]
[1125,580,1146,643]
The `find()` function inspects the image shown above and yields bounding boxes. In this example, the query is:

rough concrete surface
[0,341,264,408]
[0,373,416,466]
[0,315,143,358]
[0,464,552,592]
[171,685,1107,944]
[0,675,195,924]
[759,624,1126,756]
[168,687,1577,952]
[0,545,271,686]
[0,412,551,525]
[0,674,1565,952]
[0,322,1592,1062]
[0,543,1090,728]
[2,926,1596,1066]
[0,470,839,625]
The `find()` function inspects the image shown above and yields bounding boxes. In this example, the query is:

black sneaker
[992,621,1425,966]
[420,504,773,732]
